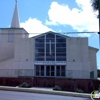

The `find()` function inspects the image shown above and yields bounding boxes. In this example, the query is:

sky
[0,0,100,68]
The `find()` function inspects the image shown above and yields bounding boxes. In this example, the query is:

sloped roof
[89,46,99,52]
[30,31,70,38]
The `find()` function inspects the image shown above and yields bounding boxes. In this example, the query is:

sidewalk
[0,86,91,98]
[30,87,53,91]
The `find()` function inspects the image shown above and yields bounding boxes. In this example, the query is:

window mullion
[50,66,51,77]
[44,66,46,76]
[60,66,61,77]
[39,65,41,76]
[55,34,56,61]
[45,35,46,61]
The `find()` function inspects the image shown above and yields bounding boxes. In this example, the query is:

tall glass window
[56,35,66,61]
[35,32,66,61]
[46,33,55,61]
[35,32,66,77]
[35,36,45,61]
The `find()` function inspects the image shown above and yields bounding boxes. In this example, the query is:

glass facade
[56,35,66,61]
[35,65,66,77]
[34,32,66,77]
[35,33,66,61]
[35,36,45,61]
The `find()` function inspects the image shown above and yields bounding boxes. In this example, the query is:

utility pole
[99,0,100,48]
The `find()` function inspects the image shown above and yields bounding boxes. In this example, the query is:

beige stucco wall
[66,37,89,62]
[0,59,34,77]
[14,38,34,62]
[13,62,35,77]
[14,28,29,39]
[0,29,14,61]
[0,58,14,77]
[0,28,29,61]
[0,28,29,77]
[0,58,13,69]
[14,37,35,77]
[66,37,90,79]
[0,30,98,79]
[89,47,98,79]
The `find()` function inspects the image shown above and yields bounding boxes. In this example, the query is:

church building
[0,1,98,79]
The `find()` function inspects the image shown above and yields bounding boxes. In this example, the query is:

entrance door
[46,66,50,76]
[35,65,44,76]
[51,66,54,76]
[46,66,55,77]
[35,65,65,77]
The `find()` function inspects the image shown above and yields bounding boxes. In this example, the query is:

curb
[0,86,91,98]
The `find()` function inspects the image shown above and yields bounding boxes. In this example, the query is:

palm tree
[91,0,99,11]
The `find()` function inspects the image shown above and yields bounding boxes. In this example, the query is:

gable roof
[30,31,69,38]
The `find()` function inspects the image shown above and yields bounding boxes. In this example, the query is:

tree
[92,0,100,33]
[91,0,99,11]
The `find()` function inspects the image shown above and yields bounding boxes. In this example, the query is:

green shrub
[53,86,62,91]
[18,82,29,88]
[75,88,84,93]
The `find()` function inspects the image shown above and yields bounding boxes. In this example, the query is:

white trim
[34,61,66,65]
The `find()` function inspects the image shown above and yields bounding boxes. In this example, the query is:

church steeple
[10,0,20,28]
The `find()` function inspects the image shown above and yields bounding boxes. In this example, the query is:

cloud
[20,18,54,37]
[46,0,99,32]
